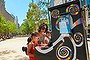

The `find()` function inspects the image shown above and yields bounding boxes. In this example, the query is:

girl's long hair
[27,37,32,45]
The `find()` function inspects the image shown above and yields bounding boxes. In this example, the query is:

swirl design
[56,46,72,60]
[66,4,80,15]
[74,32,84,47]
[51,9,60,18]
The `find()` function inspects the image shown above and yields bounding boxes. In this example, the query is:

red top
[29,44,38,60]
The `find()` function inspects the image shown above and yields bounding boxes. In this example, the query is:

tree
[6,20,17,34]
[20,2,49,34]
[26,2,48,32]
[0,13,17,34]
[0,13,7,33]
[37,0,49,19]
[27,3,41,21]
[26,3,41,32]
[19,20,29,34]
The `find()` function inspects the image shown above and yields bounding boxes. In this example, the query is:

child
[27,32,39,60]
[44,31,51,44]
[22,37,31,55]
[40,31,51,49]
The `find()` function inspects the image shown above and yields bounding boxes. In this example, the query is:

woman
[38,23,48,45]
[27,32,39,60]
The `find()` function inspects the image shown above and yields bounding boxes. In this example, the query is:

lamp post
[47,0,51,29]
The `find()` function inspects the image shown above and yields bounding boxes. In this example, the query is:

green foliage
[19,19,37,35]
[27,3,41,21]
[37,1,49,19]
[6,20,17,34]
[0,13,17,35]
[20,2,49,34]
[19,20,29,34]
[0,13,7,33]
[26,3,42,33]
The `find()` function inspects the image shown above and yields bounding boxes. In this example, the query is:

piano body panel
[34,0,89,60]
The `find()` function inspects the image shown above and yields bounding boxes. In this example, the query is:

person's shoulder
[29,42,32,44]
[28,42,33,46]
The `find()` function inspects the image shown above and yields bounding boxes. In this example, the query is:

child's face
[32,36,39,41]
[33,36,39,45]
[47,33,51,37]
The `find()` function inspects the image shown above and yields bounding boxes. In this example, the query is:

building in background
[0,0,19,28]
[0,0,15,22]
[50,0,75,7]
[14,16,20,29]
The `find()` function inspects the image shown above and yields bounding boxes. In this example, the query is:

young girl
[27,32,39,60]
[44,31,51,44]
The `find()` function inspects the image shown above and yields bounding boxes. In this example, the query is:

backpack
[22,46,27,55]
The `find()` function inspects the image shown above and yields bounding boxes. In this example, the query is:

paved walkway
[0,37,29,60]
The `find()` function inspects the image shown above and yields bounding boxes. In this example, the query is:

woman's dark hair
[38,23,48,33]
[27,37,32,45]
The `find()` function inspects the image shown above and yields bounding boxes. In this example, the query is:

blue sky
[4,0,89,25]
[4,0,32,25]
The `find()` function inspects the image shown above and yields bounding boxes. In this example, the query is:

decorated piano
[35,0,89,60]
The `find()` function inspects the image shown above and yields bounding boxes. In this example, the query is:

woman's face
[41,27,46,32]
[41,26,46,32]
